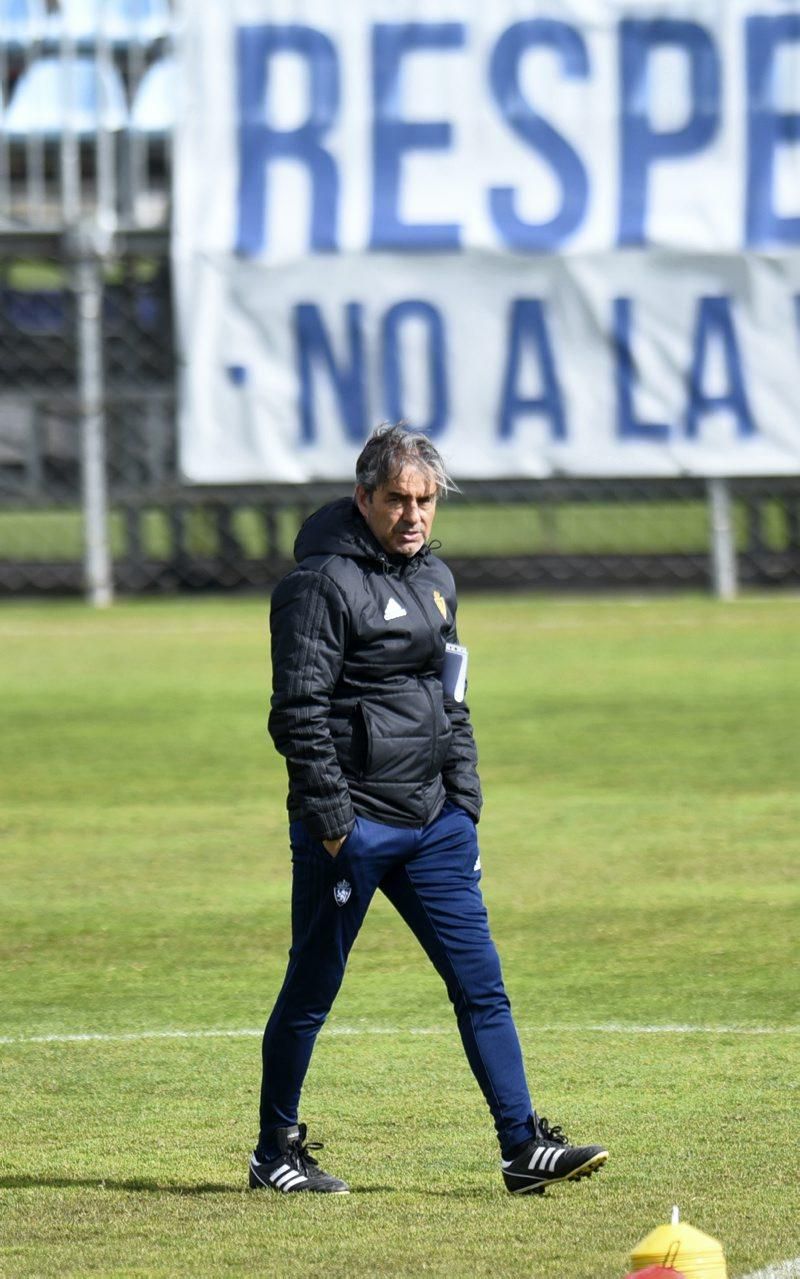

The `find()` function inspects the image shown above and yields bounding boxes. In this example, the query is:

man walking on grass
[250,424,608,1195]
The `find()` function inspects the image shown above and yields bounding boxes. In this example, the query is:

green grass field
[0,495,795,560]
[1,594,798,1279]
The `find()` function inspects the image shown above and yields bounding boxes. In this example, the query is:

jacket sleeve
[268,568,356,841]
[440,599,483,823]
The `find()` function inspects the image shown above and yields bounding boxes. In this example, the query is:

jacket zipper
[404,574,441,777]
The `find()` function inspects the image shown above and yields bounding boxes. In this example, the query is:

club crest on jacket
[433,590,447,620]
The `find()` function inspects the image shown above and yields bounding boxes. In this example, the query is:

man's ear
[354,485,371,519]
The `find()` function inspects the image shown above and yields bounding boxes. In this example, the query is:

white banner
[174,0,800,481]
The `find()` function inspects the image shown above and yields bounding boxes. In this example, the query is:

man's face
[355,465,438,558]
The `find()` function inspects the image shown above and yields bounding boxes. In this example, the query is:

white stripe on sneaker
[278,1171,307,1191]
[268,1163,291,1183]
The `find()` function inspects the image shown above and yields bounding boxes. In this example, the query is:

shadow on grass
[0,1175,237,1196]
[0,1174,395,1196]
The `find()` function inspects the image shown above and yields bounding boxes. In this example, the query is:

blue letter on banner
[499,300,566,440]
[685,297,756,439]
[371,23,465,250]
[619,20,720,246]
[236,25,339,257]
[295,304,366,443]
[746,15,800,246]
[381,301,448,437]
[614,298,670,440]
[489,20,589,250]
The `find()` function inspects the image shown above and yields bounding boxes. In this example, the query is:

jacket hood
[293,498,431,569]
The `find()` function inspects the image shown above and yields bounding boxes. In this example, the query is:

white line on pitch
[0,1028,264,1046]
[1,1023,799,1048]
[578,1022,800,1035]
[738,1259,800,1279]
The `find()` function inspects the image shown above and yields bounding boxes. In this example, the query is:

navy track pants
[259,801,535,1156]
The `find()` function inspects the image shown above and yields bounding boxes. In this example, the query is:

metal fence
[2,235,800,601]
[2,10,800,598]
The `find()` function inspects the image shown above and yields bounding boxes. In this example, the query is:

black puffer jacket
[268,498,482,840]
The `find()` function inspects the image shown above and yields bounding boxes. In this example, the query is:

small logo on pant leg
[334,879,352,906]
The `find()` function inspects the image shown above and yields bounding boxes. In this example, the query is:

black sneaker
[249,1123,349,1194]
[501,1116,608,1195]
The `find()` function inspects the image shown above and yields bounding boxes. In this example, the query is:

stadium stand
[4,55,128,135]
[0,0,47,49]
[51,0,171,48]
[130,54,174,133]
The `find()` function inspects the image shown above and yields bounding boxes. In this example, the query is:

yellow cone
[631,1210,727,1279]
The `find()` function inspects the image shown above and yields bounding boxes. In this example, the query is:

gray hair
[354,424,457,497]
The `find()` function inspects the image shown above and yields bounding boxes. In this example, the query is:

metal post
[71,222,114,606]
[59,31,81,225]
[96,30,119,234]
[707,477,738,601]
[0,40,9,220]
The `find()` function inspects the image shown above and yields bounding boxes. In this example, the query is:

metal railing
[1,2,174,601]
[2,11,800,600]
